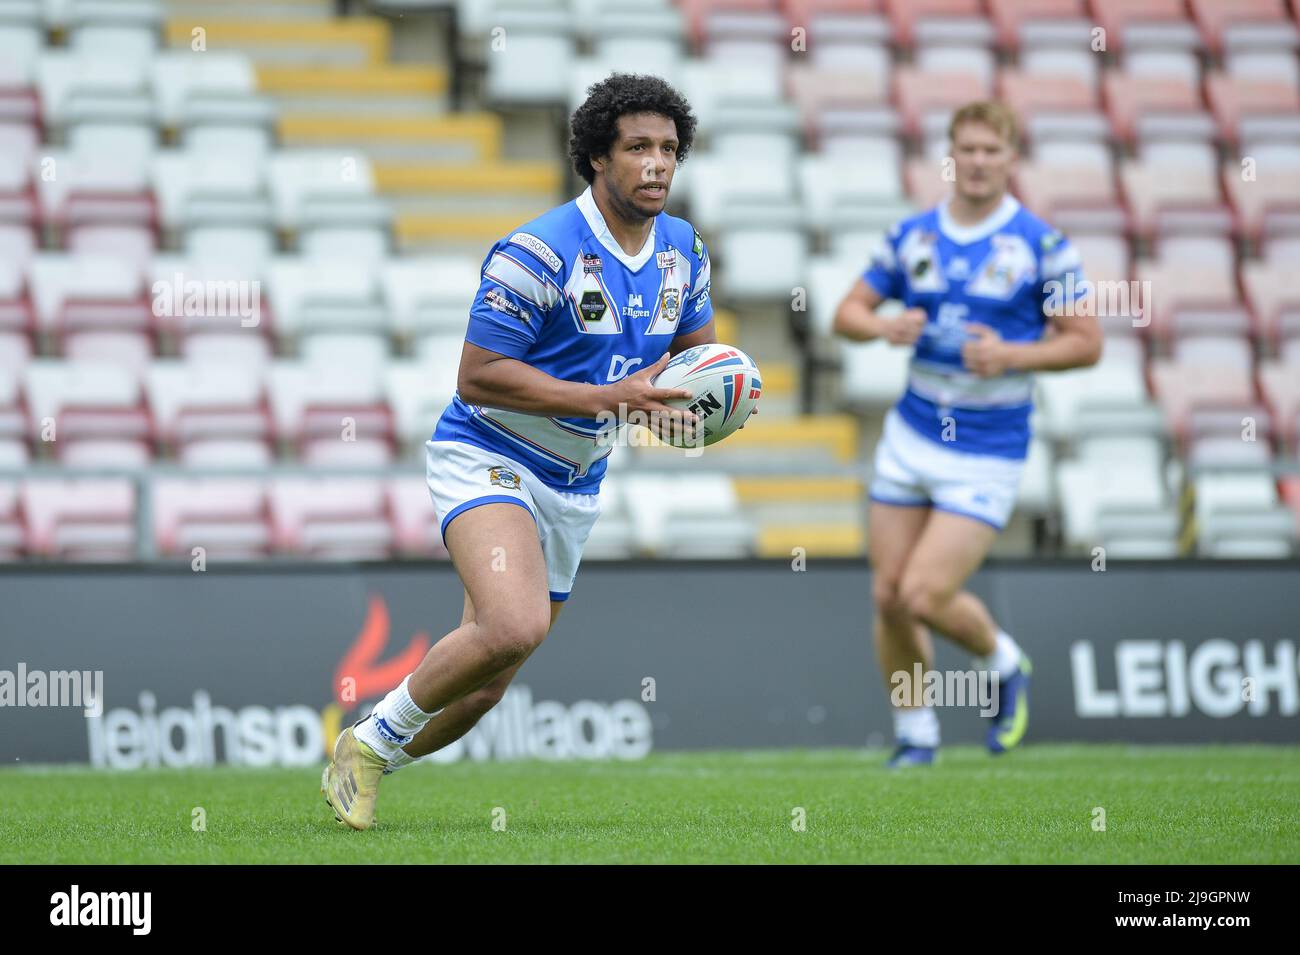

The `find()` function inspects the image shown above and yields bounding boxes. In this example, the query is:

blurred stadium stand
[0,0,1298,562]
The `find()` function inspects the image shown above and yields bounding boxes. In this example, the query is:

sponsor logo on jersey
[946,257,970,280]
[582,252,603,274]
[607,354,643,382]
[656,249,677,270]
[508,232,562,273]
[579,289,607,322]
[660,287,680,322]
[622,292,651,320]
[692,230,704,257]
[488,465,522,490]
[484,287,526,322]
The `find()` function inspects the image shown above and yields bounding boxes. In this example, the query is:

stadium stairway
[160,2,564,253]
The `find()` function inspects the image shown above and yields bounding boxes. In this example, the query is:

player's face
[950,121,1016,204]
[601,112,679,219]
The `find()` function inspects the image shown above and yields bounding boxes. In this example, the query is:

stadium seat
[1091,0,1202,52]
[20,477,137,560]
[387,476,448,558]
[1206,72,1300,145]
[1190,0,1295,55]
[269,476,393,558]
[1194,473,1295,558]
[152,477,271,559]
[988,0,1088,51]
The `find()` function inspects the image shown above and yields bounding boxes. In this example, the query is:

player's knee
[479,608,549,668]
[873,577,907,617]
[465,679,509,716]
[900,580,947,622]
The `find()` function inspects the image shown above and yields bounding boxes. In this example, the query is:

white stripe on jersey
[908,361,1034,409]
[484,250,562,310]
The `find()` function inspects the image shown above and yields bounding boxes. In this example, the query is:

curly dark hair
[568,73,698,185]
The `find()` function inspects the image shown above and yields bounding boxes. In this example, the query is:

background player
[323,73,724,828]
[832,101,1102,767]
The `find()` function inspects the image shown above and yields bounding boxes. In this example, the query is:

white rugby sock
[384,747,416,775]
[893,705,940,748]
[977,630,1022,680]
[354,676,438,761]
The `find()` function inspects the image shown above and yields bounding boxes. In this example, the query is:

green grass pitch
[2,745,1296,864]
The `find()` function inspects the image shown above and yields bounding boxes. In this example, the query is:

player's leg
[896,510,1031,753]
[392,598,562,763]
[869,499,939,766]
[324,502,550,829]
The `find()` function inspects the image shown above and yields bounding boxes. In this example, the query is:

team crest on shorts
[488,465,521,490]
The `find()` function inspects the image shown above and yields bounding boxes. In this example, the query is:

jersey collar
[937,193,1020,245]
[577,185,658,272]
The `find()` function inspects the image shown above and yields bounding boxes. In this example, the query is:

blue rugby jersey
[863,195,1086,459]
[433,186,713,491]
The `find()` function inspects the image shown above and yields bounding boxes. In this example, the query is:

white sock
[354,675,438,761]
[977,630,1022,680]
[893,706,940,747]
[384,747,416,775]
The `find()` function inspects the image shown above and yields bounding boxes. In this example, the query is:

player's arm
[669,318,715,355]
[458,343,697,424]
[963,309,1102,378]
[963,235,1104,377]
[832,280,926,345]
[832,227,926,345]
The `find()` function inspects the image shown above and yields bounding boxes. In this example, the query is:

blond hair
[948,101,1020,149]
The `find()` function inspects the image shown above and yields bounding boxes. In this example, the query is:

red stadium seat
[1014,163,1127,236]
[1205,72,1300,145]
[20,477,136,559]
[0,480,21,559]
[1133,256,1240,338]
[1103,72,1208,145]
[1242,261,1300,345]
[387,476,448,558]
[884,0,983,47]
[1119,159,1232,239]
[1149,359,1256,437]
[679,0,780,49]
[152,477,270,559]
[1090,0,1200,52]
[1223,157,1300,244]
[988,0,1086,49]
[269,477,393,559]
[894,66,992,138]
[1189,0,1291,54]
[1259,361,1300,451]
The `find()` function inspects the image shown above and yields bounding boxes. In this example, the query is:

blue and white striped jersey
[863,195,1086,460]
[434,186,713,492]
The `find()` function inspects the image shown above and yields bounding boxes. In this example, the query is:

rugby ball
[651,343,762,448]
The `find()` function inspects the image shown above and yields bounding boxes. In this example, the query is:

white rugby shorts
[425,439,601,601]
[868,409,1025,530]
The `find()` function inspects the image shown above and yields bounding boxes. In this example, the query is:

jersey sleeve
[463,236,566,359]
[1038,229,1087,314]
[676,229,714,336]
[862,223,906,301]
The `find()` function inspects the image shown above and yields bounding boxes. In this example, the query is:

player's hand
[962,322,1012,378]
[601,352,699,436]
[883,308,927,346]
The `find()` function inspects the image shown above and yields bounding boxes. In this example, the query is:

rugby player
[322,74,736,828]
[832,101,1102,767]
